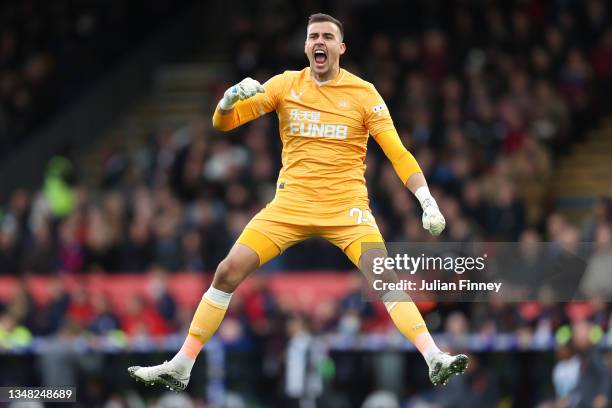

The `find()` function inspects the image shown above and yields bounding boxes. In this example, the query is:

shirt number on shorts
[349,207,374,225]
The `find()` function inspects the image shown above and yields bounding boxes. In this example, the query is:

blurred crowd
[1,270,611,406]
[1,0,612,406]
[1,0,612,271]
[0,0,191,157]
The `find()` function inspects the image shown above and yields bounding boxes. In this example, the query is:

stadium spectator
[66,286,94,328]
[563,320,610,407]
[120,295,169,339]
[180,227,206,272]
[581,196,612,241]
[580,224,612,298]
[21,221,55,274]
[148,266,179,330]
[118,216,154,273]
[88,295,121,336]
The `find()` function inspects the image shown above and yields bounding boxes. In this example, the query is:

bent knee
[359,248,388,272]
[213,256,249,292]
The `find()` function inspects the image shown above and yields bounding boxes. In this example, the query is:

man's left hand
[422,203,446,236]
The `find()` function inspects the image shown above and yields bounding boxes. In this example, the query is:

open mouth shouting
[313,49,328,68]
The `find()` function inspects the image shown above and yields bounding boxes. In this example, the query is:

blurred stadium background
[1,0,612,407]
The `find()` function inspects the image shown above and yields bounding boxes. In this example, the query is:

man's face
[304,21,345,79]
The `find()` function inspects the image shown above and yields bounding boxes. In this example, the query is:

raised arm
[212,73,286,132]
[212,78,265,131]
[373,129,446,236]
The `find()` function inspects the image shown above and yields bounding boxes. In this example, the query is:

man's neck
[311,66,341,84]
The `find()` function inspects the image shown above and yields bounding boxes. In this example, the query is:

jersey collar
[306,67,345,87]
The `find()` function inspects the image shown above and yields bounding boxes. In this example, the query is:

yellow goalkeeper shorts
[236,202,386,267]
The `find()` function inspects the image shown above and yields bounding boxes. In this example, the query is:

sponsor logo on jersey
[288,109,348,140]
[289,109,320,121]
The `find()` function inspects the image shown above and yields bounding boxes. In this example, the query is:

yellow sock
[187,297,228,346]
[386,300,440,362]
[179,287,232,362]
[168,288,232,374]
[386,301,427,342]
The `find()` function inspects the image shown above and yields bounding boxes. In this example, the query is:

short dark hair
[307,13,344,40]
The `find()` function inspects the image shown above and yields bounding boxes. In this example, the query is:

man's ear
[339,42,346,55]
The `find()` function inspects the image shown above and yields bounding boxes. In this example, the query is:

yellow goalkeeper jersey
[215,68,394,208]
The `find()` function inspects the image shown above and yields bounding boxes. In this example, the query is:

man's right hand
[219,77,265,110]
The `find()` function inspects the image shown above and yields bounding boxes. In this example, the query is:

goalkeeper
[129,13,467,391]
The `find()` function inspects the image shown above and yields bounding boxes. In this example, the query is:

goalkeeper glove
[415,186,446,236]
[219,77,265,110]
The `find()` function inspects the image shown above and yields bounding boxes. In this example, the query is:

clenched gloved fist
[219,77,265,110]
[415,187,446,236]
[421,199,446,236]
